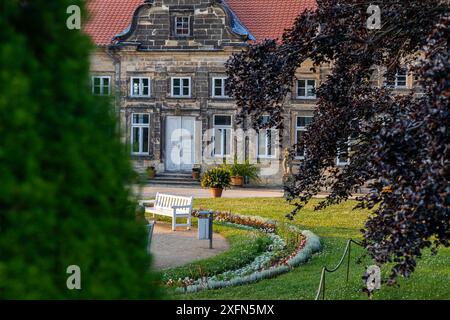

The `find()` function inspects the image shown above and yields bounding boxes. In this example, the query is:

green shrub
[0,0,161,299]
[201,167,231,189]
[246,161,260,181]
[222,157,260,181]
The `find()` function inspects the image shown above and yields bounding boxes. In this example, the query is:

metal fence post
[322,273,326,300]
[209,210,213,249]
[346,241,351,282]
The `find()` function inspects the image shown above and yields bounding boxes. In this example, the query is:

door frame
[165,116,196,172]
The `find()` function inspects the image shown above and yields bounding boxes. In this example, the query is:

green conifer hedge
[0,0,161,299]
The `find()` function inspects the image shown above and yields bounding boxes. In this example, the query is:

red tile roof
[226,0,316,41]
[84,0,143,46]
[84,0,317,45]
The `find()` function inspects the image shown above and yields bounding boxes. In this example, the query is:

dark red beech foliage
[225,0,449,283]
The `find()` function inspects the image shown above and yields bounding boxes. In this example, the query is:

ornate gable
[113,0,254,50]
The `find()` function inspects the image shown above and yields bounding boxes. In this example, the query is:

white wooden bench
[139,193,194,231]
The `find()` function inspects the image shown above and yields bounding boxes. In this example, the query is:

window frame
[385,68,409,89]
[130,77,151,97]
[171,77,192,98]
[296,79,316,99]
[257,116,278,159]
[213,114,233,158]
[394,70,408,88]
[336,141,351,166]
[174,16,191,37]
[131,113,151,156]
[295,116,313,159]
[92,76,111,96]
[211,77,229,98]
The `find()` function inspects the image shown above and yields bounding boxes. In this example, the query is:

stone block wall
[120,0,245,51]
[89,0,419,186]
[90,48,329,186]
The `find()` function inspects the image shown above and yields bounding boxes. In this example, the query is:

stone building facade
[88,0,414,186]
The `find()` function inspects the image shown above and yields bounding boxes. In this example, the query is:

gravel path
[139,185,285,199]
[150,222,229,270]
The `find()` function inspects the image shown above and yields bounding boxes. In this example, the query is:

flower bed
[162,228,271,283]
[167,211,321,294]
[207,233,286,282]
[193,210,277,233]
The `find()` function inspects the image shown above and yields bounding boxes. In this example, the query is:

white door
[165,116,195,172]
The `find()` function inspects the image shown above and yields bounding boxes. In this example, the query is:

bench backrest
[154,193,193,214]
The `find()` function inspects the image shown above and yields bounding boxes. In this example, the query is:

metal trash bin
[198,211,214,249]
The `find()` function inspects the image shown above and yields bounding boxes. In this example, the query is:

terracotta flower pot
[231,176,244,187]
[192,171,200,180]
[210,188,223,198]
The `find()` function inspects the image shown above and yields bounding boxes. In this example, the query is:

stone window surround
[213,114,233,158]
[256,116,278,159]
[130,77,152,98]
[131,113,151,156]
[211,76,230,99]
[169,8,195,40]
[296,78,317,100]
[385,67,409,89]
[170,76,192,98]
[92,75,111,96]
[336,139,351,166]
[295,115,313,160]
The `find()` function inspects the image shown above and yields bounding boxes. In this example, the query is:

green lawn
[169,197,449,300]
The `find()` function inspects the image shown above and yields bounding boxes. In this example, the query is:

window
[386,68,408,88]
[92,76,111,96]
[257,116,277,158]
[295,116,313,158]
[213,115,232,157]
[336,142,350,166]
[130,77,151,97]
[174,16,190,36]
[297,79,316,99]
[131,114,150,155]
[212,77,229,98]
[171,77,191,98]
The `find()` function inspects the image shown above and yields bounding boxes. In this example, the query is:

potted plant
[201,167,231,198]
[229,159,260,187]
[229,163,245,187]
[241,159,260,184]
[227,156,244,187]
[192,166,201,180]
[146,166,156,179]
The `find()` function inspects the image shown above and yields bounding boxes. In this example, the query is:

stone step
[152,177,191,181]
[157,172,192,177]
[147,173,200,186]
[153,174,192,180]
[147,179,201,187]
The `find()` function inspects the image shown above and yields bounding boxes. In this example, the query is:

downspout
[106,45,123,137]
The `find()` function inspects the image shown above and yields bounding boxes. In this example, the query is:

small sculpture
[282,148,293,176]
